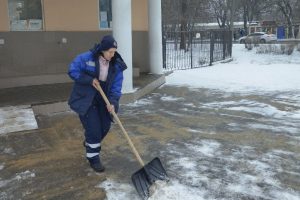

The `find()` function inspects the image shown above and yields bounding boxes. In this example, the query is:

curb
[32,75,166,116]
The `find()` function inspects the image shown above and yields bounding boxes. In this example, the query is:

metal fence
[162,30,232,70]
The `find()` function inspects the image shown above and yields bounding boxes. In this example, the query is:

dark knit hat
[100,35,118,51]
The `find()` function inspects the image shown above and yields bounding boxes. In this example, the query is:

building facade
[0,0,163,93]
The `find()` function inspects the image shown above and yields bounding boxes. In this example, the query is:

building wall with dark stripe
[0,31,149,88]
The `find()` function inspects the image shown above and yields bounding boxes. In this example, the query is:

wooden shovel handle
[95,84,145,167]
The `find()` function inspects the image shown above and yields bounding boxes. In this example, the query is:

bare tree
[294,1,300,22]
[162,0,208,31]
[276,0,297,38]
[209,0,229,28]
[228,0,238,32]
[179,1,188,50]
[179,0,204,50]
[162,0,181,31]
[239,0,274,34]
[208,0,240,30]
[162,0,208,51]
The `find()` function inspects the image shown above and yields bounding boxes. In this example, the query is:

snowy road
[102,88,300,200]
[1,45,299,200]
[100,45,300,200]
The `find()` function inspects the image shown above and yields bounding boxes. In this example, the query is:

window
[99,0,112,29]
[8,0,43,31]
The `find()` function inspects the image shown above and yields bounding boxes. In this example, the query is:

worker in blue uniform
[68,35,127,172]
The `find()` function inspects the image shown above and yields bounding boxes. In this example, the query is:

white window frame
[8,0,44,31]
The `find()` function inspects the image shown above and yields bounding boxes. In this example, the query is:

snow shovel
[95,84,169,199]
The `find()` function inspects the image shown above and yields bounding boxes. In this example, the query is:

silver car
[239,32,277,44]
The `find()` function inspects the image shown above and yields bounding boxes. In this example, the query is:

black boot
[88,156,105,173]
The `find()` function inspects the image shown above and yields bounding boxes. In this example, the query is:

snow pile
[0,105,38,135]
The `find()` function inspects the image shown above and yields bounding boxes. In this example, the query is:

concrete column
[112,0,133,93]
[148,0,163,74]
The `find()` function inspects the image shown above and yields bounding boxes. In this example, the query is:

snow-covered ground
[100,44,300,199]
[0,105,38,135]
[166,44,300,93]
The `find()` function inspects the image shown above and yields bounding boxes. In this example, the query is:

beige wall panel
[44,0,99,31]
[0,0,9,31]
[132,0,148,31]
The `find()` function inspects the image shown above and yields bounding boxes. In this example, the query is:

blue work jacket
[68,46,127,116]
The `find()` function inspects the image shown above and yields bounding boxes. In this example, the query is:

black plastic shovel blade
[131,157,169,199]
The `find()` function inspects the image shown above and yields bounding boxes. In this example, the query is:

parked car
[239,32,277,44]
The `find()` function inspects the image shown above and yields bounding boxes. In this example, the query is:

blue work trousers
[79,82,111,159]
